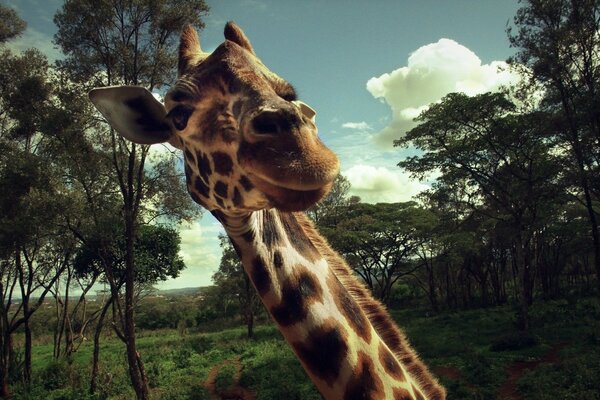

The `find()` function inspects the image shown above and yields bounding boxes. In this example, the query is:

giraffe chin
[248,174,332,212]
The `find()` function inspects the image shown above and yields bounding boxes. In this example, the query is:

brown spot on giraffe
[214,181,228,199]
[212,151,234,175]
[279,212,320,262]
[343,351,385,400]
[379,342,406,381]
[393,387,413,400]
[271,264,323,326]
[232,187,243,207]
[196,151,212,184]
[239,175,254,191]
[273,250,283,269]
[261,211,281,247]
[193,176,210,198]
[293,320,349,387]
[184,148,196,165]
[327,272,371,343]
[250,256,270,296]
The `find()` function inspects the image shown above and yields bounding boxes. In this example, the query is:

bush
[214,363,237,393]
[177,320,188,336]
[38,359,72,390]
[184,334,212,354]
[517,349,600,400]
[490,332,539,352]
[9,349,25,384]
[172,347,192,369]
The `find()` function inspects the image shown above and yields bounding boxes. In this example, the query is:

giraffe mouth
[248,173,332,212]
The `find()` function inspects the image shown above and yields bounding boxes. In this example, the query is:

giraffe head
[89,22,339,214]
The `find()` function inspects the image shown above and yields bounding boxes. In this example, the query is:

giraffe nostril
[252,109,293,135]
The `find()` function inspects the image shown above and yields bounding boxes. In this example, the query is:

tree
[0,47,79,393]
[320,202,433,304]
[508,0,600,289]
[0,4,26,44]
[212,235,262,338]
[54,2,207,398]
[396,91,563,329]
[306,173,358,224]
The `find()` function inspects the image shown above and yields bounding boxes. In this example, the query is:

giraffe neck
[217,209,445,400]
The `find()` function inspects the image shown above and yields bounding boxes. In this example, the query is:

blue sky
[4,0,522,289]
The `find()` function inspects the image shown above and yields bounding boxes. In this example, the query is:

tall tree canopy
[0,5,26,44]
[396,91,563,329]
[508,0,600,289]
[53,1,208,398]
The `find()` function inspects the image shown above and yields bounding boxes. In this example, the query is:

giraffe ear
[179,25,208,75]
[89,86,174,145]
[293,101,317,123]
[224,21,255,54]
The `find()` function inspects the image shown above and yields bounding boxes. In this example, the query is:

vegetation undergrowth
[6,296,597,399]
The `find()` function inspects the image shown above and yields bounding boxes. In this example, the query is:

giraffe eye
[167,104,194,131]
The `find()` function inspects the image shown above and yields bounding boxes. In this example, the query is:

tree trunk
[0,329,11,398]
[124,209,149,400]
[23,318,31,386]
[244,275,254,339]
[426,262,438,312]
[90,298,112,395]
[558,84,600,292]
[515,234,530,332]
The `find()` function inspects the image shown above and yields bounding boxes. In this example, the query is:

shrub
[214,363,237,393]
[172,347,192,369]
[490,332,538,352]
[184,334,212,354]
[38,359,72,390]
[517,349,600,400]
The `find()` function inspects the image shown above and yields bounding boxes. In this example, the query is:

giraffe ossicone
[89,21,446,400]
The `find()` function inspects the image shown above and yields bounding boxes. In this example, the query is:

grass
[11,296,600,399]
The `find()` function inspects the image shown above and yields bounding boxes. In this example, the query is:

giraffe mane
[295,212,447,400]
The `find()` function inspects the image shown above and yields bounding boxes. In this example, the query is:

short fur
[295,213,446,400]
[89,21,446,400]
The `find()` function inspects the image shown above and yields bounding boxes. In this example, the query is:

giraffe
[89,22,446,400]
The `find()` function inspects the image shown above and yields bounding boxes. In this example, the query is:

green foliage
[37,359,75,391]
[75,224,186,287]
[490,332,539,352]
[8,349,25,384]
[135,224,186,284]
[517,349,600,400]
[319,201,436,303]
[5,297,600,399]
[214,363,237,393]
[306,173,357,224]
[239,340,321,400]
[54,0,209,86]
[210,235,262,336]
[0,5,26,43]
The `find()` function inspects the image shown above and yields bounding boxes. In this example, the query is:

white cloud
[157,218,224,290]
[342,121,372,131]
[345,164,429,204]
[367,38,520,147]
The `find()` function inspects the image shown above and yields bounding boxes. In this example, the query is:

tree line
[312,0,600,334]
[211,0,600,336]
[0,1,208,398]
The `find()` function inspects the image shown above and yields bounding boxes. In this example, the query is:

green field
[11,296,600,400]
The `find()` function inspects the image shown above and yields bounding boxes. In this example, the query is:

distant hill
[154,286,211,297]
